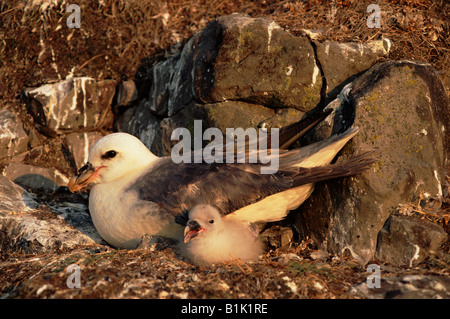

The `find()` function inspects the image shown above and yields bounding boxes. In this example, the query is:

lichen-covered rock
[118,14,393,159]
[203,101,276,132]
[138,13,321,117]
[258,108,305,130]
[375,214,447,267]
[118,13,324,155]
[192,14,321,111]
[315,38,392,99]
[294,60,449,265]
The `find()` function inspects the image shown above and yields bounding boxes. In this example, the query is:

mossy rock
[294,60,449,265]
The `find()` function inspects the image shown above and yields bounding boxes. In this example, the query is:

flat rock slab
[192,14,321,111]
[3,162,69,192]
[0,175,101,254]
[351,275,450,299]
[375,214,448,267]
[22,77,115,136]
[315,38,392,98]
[0,109,29,160]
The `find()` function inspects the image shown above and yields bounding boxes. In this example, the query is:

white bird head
[68,133,158,192]
[183,204,224,243]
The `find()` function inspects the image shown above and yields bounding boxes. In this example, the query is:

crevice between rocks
[306,36,327,111]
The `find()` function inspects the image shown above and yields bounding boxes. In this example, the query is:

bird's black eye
[209,220,214,224]
[102,150,117,159]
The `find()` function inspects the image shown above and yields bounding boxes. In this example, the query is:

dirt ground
[0,0,449,299]
[1,205,449,299]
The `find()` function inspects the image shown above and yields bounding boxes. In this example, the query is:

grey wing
[126,152,375,219]
[126,158,294,217]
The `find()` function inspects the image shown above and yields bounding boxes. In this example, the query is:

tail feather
[292,151,377,186]
[224,152,376,225]
[223,127,376,225]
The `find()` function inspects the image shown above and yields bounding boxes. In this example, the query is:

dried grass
[1,0,448,98]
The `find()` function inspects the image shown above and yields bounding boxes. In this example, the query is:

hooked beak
[183,220,206,243]
[68,163,103,192]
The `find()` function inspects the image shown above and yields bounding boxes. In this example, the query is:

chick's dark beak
[183,220,206,243]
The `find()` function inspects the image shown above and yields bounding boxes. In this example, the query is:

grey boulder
[294,60,449,265]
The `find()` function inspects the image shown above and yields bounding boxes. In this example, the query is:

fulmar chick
[179,204,262,266]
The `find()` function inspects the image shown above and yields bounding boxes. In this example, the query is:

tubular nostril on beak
[187,220,201,230]
[77,162,93,176]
